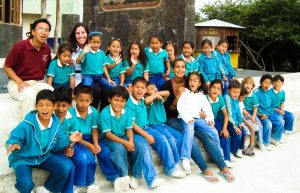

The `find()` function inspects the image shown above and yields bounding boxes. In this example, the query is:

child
[145,82,186,177]
[145,35,171,90]
[241,77,264,150]
[104,38,127,87]
[177,72,223,172]
[124,41,149,86]
[197,39,221,87]
[215,40,236,94]
[253,74,284,148]
[163,41,177,79]
[178,40,198,76]
[224,80,245,158]
[6,89,82,193]
[206,80,231,167]
[69,84,121,192]
[47,43,75,90]
[125,77,166,188]
[238,87,256,156]
[271,75,294,143]
[76,31,114,89]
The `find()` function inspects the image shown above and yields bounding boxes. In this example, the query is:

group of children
[6,34,295,193]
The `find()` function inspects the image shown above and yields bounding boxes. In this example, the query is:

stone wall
[61,14,80,43]
[0,24,22,58]
[83,0,195,52]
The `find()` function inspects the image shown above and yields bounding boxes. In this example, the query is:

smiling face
[173,60,186,78]
[32,22,50,45]
[149,37,161,53]
[108,40,122,57]
[36,99,54,122]
[131,81,147,101]
[89,36,101,52]
[165,44,175,58]
[130,43,140,59]
[75,26,88,48]
[75,93,93,113]
[217,42,228,54]
[109,95,127,114]
[209,83,222,99]
[58,50,72,66]
[202,43,212,56]
[188,74,201,92]
[272,80,283,91]
[182,43,193,58]
[54,101,70,119]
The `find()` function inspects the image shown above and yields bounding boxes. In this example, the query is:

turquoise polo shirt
[269,88,285,109]
[104,55,126,78]
[79,49,106,75]
[224,94,243,128]
[100,105,133,137]
[58,111,78,136]
[243,92,259,112]
[253,87,274,116]
[206,95,225,120]
[125,95,148,128]
[144,47,168,74]
[197,53,221,83]
[147,99,167,124]
[178,54,198,76]
[47,59,75,84]
[168,61,175,78]
[124,59,149,81]
[36,113,53,150]
[69,105,98,135]
[215,50,236,79]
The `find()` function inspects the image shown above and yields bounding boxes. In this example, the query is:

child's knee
[16,177,34,192]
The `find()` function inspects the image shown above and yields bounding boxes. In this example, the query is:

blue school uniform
[178,54,198,76]
[124,59,149,85]
[104,55,126,86]
[224,94,245,154]
[69,105,119,184]
[215,50,236,79]
[145,47,169,90]
[47,59,75,88]
[6,111,74,193]
[253,87,284,142]
[197,52,221,83]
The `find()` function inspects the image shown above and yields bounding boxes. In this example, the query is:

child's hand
[93,143,101,154]
[156,93,164,103]
[124,141,135,152]
[260,114,268,120]
[69,132,82,142]
[113,54,122,65]
[206,82,211,88]
[63,146,74,157]
[208,121,215,127]
[278,109,285,115]
[234,127,242,135]
[223,77,228,82]
[83,44,91,54]
[188,120,195,124]
[220,129,229,138]
[7,144,21,155]
[199,111,207,119]
[131,57,138,66]
[251,116,258,124]
[146,135,155,145]
[108,79,117,86]
[169,54,176,62]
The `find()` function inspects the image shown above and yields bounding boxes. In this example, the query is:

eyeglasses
[35,27,50,33]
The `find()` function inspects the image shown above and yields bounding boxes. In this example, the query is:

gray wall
[83,0,195,52]
[0,24,22,58]
[61,14,80,43]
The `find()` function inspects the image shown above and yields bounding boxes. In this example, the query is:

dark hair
[27,18,51,39]
[74,83,93,97]
[105,38,125,60]
[146,82,156,87]
[54,86,73,104]
[108,86,129,100]
[163,41,178,56]
[173,58,186,69]
[36,89,55,105]
[67,23,89,52]
[239,87,249,97]
[201,39,212,48]
[149,35,162,43]
[182,40,195,50]
[260,74,273,84]
[186,72,208,94]
[272,74,284,83]
[132,76,147,86]
[228,80,241,90]
[210,79,223,89]
[217,40,229,46]
[127,41,146,69]
[53,43,73,60]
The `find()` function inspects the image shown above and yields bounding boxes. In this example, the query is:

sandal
[200,173,219,183]
[218,172,235,183]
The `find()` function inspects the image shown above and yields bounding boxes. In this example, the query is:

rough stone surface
[83,0,195,52]
[0,24,22,58]
[61,14,80,43]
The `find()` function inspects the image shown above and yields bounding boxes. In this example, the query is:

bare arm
[47,76,53,85]
[144,72,149,81]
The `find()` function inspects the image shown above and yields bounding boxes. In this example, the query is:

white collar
[207,95,219,103]
[57,59,70,67]
[180,54,195,62]
[109,105,125,116]
[273,88,282,94]
[90,49,100,54]
[248,92,253,97]
[75,105,93,118]
[148,47,163,53]
[65,111,72,119]
[36,113,53,131]
[130,95,140,105]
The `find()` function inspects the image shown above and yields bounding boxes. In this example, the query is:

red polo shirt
[5,39,51,81]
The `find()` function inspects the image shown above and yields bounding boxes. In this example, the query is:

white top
[239,101,245,118]
[177,88,214,124]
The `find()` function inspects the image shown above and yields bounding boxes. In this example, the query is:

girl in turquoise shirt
[163,41,177,79]
[178,40,198,76]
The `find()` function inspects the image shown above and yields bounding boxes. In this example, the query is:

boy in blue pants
[271,75,294,143]
[69,84,121,192]
[6,89,82,193]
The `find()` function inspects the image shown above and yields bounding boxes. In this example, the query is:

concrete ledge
[0,58,4,68]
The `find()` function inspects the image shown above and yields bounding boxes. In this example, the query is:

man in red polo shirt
[4,18,54,117]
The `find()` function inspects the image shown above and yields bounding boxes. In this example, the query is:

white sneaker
[258,143,266,151]
[230,153,237,162]
[73,186,79,193]
[235,149,243,158]
[266,145,273,151]
[279,134,286,144]
[150,177,165,189]
[224,160,233,168]
[129,176,139,189]
[270,138,280,146]
[181,159,191,175]
[171,167,186,178]
[114,176,131,192]
[87,184,100,193]
[35,186,49,193]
